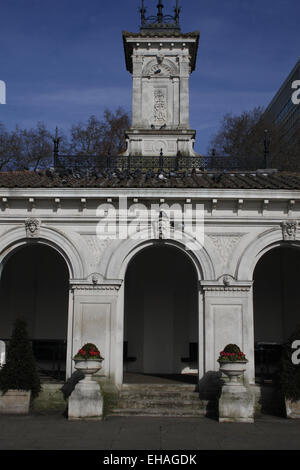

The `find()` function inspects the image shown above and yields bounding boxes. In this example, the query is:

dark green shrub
[223,344,241,354]
[0,318,41,398]
[280,325,300,402]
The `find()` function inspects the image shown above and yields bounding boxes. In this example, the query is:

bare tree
[22,122,53,170]
[69,115,105,156]
[0,124,24,171]
[0,122,54,171]
[100,108,130,155]
[69,108,130,157]
[208,107,300,170]
[0,107,130,171]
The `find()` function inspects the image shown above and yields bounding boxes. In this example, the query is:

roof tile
[1,170,300,190]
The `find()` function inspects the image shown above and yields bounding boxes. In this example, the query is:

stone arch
[143,57,179,77]
[102,231,215,282]
[235,227,300,280]
[0,225,84,280]
[123,243,200,380]
[107,231,211,385]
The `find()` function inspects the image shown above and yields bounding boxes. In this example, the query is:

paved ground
[0,412,300,451]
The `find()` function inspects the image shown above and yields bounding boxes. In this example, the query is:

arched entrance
[0,244,69,381]
[253,245,300,383]
[123,244,199,384]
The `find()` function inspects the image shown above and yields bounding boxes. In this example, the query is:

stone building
[0,1,300,414]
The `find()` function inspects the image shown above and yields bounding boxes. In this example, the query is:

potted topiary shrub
[0,317,41,414]
[280,325,300,418]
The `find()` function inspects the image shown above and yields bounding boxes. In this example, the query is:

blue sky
[0,0,299,153]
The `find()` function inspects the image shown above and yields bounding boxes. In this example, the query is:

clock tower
[122,1,200,157]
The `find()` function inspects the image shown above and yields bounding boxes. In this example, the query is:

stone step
[110,384,218,417]
[117,399,206,409]
[119,392,201,400]
[111,407,207,417]
[121,384,196,392]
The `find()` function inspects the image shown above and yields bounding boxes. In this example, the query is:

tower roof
[122,30,200,73]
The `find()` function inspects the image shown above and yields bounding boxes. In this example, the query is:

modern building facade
[264,58,300,142]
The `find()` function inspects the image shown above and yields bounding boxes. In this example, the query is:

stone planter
[0,390,31,414]
[218,360,254,423]
[219,360,248,393]
[285,398,300,419]
[73,359,103,381]
[68,358,104,420]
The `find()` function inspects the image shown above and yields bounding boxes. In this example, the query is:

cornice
[200,279,253,293]
[70,280,122,292]
[2,188,300,199]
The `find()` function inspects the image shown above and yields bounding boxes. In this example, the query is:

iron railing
[54,154,266,172]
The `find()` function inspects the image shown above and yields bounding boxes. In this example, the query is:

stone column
[132,54,143,128]
[179,54,190,128]
[172,77,180,126]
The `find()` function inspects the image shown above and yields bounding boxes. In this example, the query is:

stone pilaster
[200,278,254,384]
[70,280,122,380]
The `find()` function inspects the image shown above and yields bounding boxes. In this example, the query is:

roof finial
[53,126,61,168]
[140,0,181,32]
[157,0,164,23]
[140,0,146,25]
[174,0,181,25]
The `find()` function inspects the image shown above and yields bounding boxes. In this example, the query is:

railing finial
[53,126,61,168]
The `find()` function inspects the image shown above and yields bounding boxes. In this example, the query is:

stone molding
[70,280,122,293]
[200,277,253,293]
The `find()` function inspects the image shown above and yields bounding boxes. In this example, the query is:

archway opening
[0,244,69,381]
[253,245,300,384]
[124,244,198,384]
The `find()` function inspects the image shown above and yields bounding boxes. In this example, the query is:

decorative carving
[143,58,178,77]
[153,210,172,240]
[153,140,167,154]
[207,233,244,264]
[82,236,112,261]
[222,275,233,287]
[281,221,298,241]
[156,53,164,64]
[92,274,100,285]
[153,89,167,125]
[25,218,41,238]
